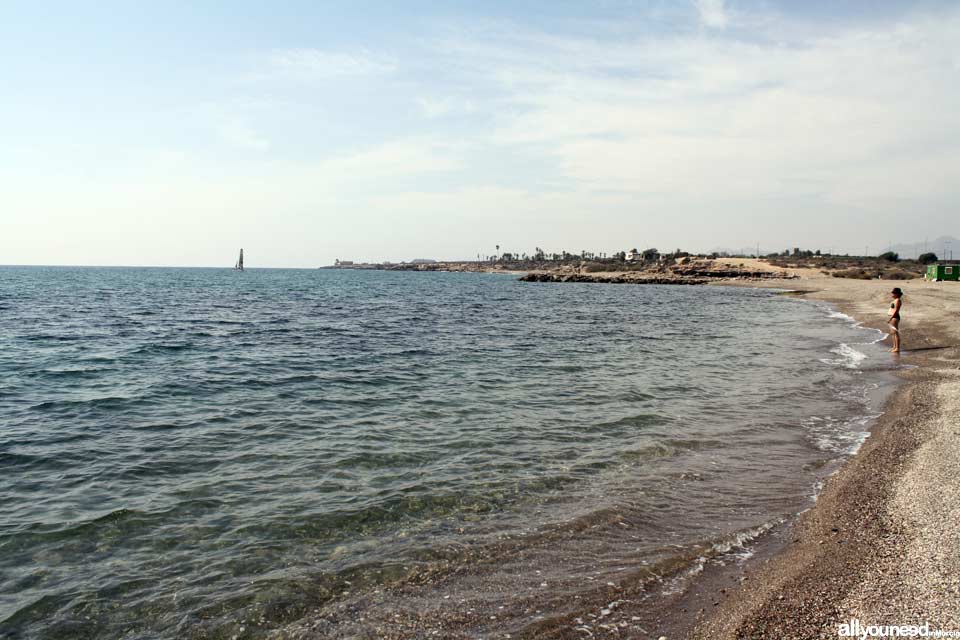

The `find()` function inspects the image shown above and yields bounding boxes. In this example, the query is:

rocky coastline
[328,258,800,285]
[518,262,797,285]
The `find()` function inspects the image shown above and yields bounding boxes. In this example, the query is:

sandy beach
[677,263,960,639]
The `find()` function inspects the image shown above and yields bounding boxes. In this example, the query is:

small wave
[1,593,64,628]
[115,457,223,480]
[826,310,856,322]
[617,389,656,403]
[2,508,152,552]
[0,451,48,469]
[803,413,879,455]
[618,438,693,462]
[132,343,194,355]
[235,374,320,389]
[660,520,780,595]
[711,520,779,561]
[589,412,672,433]
[811,478,825,502]
[24,367,110,380]
[79,355,118,364]
[821,343,868,369]
[18,333,95,342]
[834,380,877,404]
[823,305,887,344]
[30,396,139,413]
[0,500,221,566]
[40,368,109,378]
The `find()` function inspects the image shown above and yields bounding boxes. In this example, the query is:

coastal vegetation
[764,252,926,280]
[328,247,933,283]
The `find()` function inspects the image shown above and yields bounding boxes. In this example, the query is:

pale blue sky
[1,1,958,266]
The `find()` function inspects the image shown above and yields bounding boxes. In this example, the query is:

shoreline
[677,275,960,638]
[496,272,959,638]
[268,272,954,640]
[269,269,960,639]
[515,286,913,640]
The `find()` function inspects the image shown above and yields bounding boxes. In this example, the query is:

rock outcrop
[519,262,796,285]
[518,273,710,285]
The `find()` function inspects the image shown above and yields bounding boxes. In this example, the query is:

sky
[1,0,959,267]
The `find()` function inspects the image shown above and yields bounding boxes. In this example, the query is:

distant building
[411,259,438,264]
[334,259,354,267]
[926,264,960,281]
[625,249,640,262]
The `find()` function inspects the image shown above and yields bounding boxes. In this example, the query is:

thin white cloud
[292,5,953,257]
[266,48,397,77]
[316,139,461,178]
[217,117,269,150]
[417,96,477,118]
[437,9,960,209]
[694,0,728,29]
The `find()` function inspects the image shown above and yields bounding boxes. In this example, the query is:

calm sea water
[0,267,893,639]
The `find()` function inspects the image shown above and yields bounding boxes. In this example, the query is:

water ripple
[0,267,893,639]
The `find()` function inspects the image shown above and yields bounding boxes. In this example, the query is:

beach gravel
[840,374,960,629]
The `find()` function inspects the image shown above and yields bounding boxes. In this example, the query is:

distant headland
[322,247,938,285]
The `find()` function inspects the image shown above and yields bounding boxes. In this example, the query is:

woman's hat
[891,287,903,295]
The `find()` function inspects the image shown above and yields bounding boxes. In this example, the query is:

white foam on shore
[659,520,781,596]
[810,478,825,502]
[712,520,779,562]
[803,413,880,455]
[817,305,880,369]
[820,303,887,344]
[826,310,857,322]
[811,305,892,455]
[821,342,869,369]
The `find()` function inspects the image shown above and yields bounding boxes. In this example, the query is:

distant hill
[886,236,960,261]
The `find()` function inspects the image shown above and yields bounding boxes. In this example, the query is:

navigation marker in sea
[235,248,244,271]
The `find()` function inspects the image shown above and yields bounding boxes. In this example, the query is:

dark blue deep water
[0,267,893,639]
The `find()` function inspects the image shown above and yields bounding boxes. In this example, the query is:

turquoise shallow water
[0,267,893,638]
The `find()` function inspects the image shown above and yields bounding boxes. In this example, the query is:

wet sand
[683,266,960,639]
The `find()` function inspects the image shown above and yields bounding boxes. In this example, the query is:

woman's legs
[890,318,900,353]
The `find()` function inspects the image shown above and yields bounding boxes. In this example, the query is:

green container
[927,264,960,281]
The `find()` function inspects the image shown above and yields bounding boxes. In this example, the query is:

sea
[0,267,896,639]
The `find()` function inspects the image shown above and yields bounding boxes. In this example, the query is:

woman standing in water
[888,287,903,353]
